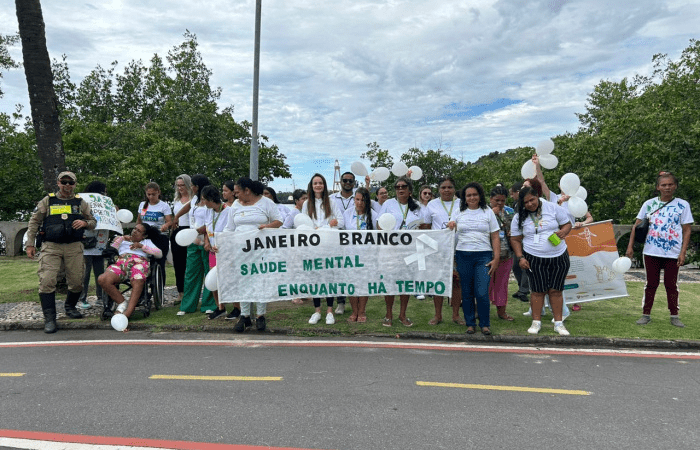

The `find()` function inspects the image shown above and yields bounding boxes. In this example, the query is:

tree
[15,0,66,193]
[0,32,20,98]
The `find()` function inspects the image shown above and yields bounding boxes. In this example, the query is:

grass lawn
[2,256,699,341]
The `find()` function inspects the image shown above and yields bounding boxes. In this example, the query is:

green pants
[180,245,215,313]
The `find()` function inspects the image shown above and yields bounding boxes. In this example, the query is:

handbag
[82,235,98,249]
[495,213,512,260]
[634,200,672,244]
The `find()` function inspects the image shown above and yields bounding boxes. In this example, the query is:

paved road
[1,330,699,450]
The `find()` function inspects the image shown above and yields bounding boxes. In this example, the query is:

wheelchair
[100,246,164,320]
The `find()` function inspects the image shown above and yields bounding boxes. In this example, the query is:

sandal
[347,314,358,323]
[357,314,367,323]
[466,326,475,334]
[481,327,491,335]
[292,298,304,305]
[452,317,466,326]
[428,316,443,325]
[399,317,413,327]
[498,314,514,321]
[382,317,392,327]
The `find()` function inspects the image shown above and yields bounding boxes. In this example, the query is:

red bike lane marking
[0,429,326,450]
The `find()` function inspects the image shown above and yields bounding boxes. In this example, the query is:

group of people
[26,165,692,335]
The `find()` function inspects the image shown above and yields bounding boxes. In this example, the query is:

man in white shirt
[328,171,357,314]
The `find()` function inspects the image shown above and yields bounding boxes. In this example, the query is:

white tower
[332,159,342,193]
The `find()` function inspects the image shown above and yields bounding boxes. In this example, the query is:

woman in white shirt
[282,189,308,229]
[224,177,283,332]
[301,173,344,325]
[166,174,193,303]
[447,182,500,335]
[200,186,233,320]
[263,186,291,224]
[176,175,217,316]
[342,187,376,323]
[510,185,572,336]
[422,177,464,326]
[378,176,423,327]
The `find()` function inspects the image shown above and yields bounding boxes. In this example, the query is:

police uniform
[26,174,96,332]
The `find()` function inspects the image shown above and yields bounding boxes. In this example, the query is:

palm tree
[15,0,66,193]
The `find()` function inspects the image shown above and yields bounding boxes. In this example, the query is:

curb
[3,320,699,351]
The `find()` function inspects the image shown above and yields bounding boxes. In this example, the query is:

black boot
[101,292,114,321]
[65,291,83,319]
[40,293,58,333]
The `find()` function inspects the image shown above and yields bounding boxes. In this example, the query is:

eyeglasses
[395,185,409,190]
[341,179,354,183]
[60,180,76,186]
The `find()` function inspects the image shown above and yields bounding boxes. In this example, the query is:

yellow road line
[150,375,282,381]
[0,373,25,377]
[416,381,590,396]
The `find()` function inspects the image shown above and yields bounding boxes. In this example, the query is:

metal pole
[249,0,262,180]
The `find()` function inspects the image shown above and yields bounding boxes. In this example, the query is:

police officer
[26,171,96,333]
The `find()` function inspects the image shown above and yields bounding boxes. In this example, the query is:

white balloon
[560,173,581,196]
[408,166,423,181]
[175,228,198,246]
[574,186,588,201]
[391,162,409,177]
[567,196,588,218]
[111,314,128,331]
[612,257,632,274]
[116,209,134,223]
[296,224,313,231]
[351,161,368,177]
[378,213,397,230]
[536,139,555,155]
[538,154,558,170]
[204,266,218,291]
[521,160,536,179]
[293,213,314,229]
[371,167,390,182]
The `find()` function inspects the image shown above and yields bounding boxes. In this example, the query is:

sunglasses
[341,179,354,183]
[395,185,409,190]
[60,180,76,186]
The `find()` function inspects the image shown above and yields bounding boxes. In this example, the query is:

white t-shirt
[301,197,344,229]
[454,207,500,252]
[342,207,378,230]
[138,200,172,233]
[331,191,356,215]
[173,199,190,227]
[189,196,210,246]
[205,205,232,248]
[370,200,383,213]
[379,199,423,230]
[116,237,158,259]
[224,196,283,232]
[282,208,300,229]
[423,197,460,230]
[511,200,570,257]
[275,203,291,223]
[636,197,693,259]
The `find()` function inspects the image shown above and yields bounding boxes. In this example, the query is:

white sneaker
[176,311,186,316]
[523,310,532,316]
[554,324,570,336]
[416,295,425,300]
[116,300,129,313]
[308,312,321,324]
[335,303,345,315]
[204,310,214,314]
[527,320,541,335]
[326,313,335,325]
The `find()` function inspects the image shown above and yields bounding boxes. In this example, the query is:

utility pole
[249,0,262,180]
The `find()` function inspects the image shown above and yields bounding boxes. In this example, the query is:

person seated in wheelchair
[98,223,162,318]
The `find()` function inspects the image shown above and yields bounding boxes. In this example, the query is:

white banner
[79,193,123,234]
[563,220,628,303]
[216,229,455,303]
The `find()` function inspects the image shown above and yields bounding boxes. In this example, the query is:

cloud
[2,0,697,194]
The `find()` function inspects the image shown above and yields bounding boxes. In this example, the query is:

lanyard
[529,211,542,234]
[398,202,409,229]
[211,204,226,231]
[340,195,352,211]
[440,198,454,218]
[356,213,365,230]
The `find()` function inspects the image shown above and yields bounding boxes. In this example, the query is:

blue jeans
[456,250,492,328]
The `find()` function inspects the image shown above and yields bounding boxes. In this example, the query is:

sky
[2,0,699,194]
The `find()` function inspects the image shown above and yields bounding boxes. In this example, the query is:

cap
[57,171,77,181]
